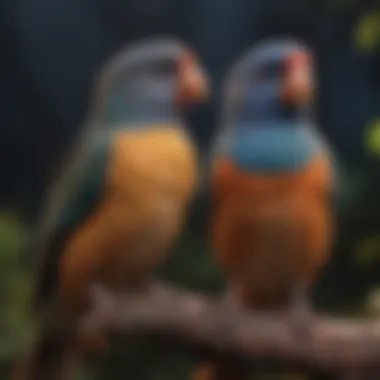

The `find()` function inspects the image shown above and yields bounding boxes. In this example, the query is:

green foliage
[355,12,380,53]
[161,197,225,293]
[354,234,380,268]
[364,119,380,157]
[0,212,33,360]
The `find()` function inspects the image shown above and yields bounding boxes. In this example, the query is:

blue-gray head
[88,37,210,125]
[223,38,315,126]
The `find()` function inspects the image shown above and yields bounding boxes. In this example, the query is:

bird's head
[223,38,315,125]
[90,38,210,125]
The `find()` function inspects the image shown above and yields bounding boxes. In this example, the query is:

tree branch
[80,282,380,371]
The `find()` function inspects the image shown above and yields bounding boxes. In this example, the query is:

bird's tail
[10,344,78,380]
[10,306,79,380]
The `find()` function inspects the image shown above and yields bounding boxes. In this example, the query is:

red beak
[175,50,210,107]
[281,50,314,105]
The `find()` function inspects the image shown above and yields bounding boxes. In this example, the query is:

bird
[192,38,335,380]
[12,37,210,380]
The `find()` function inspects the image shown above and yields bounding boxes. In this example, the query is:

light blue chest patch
[226,123,319,173]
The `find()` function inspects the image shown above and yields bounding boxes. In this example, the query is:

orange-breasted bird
[12,37,210,380]
[193,38,335,380]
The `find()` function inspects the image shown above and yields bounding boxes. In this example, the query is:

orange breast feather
[210,154,333,288]
[58,124,198,313]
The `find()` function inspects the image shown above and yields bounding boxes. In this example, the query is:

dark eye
[252,61,282,81]
[150,60,176,76]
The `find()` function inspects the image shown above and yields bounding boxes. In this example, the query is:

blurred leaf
[354,234,380,267]
[364,119,380,156]
[0,213,25,262]
[366,288,380,315]
[0,212,34,359]
[355,12,380,53]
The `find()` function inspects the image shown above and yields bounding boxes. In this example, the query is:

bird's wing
[33,132,112,312]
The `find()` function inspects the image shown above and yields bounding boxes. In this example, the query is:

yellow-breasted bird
[193,39,335,380]
[12,38,210,380]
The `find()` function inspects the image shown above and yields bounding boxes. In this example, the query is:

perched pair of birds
[13,37,334,380]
